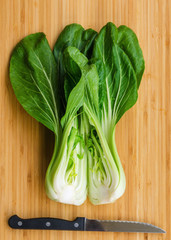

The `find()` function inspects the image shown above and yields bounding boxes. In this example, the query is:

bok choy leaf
[53,23,97,109]
[10,33,61,137]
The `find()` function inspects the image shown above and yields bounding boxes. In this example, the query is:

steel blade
[85,219,165,233]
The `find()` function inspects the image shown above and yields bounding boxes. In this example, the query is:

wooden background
[0,0,170,239]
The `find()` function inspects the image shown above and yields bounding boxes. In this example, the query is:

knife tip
[160,229,166,233]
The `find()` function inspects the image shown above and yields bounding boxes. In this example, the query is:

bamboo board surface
[0,0,170,239]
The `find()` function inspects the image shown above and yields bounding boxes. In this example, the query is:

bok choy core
[9,22,145,205]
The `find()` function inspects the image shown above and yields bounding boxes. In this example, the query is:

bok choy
[9,22,144,205]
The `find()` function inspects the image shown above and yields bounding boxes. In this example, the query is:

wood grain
[0,0,170,239]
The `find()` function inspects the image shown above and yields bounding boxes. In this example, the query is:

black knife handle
[8,215,85,231]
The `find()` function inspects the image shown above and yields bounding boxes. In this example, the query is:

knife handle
[8,215,85,231]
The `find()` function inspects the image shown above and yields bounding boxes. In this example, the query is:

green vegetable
[46,24,97,204]
[61,22,144,204]
[90,22,144,203]
[9,22,144,206]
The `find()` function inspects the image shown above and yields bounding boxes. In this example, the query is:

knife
[8,215,165,233]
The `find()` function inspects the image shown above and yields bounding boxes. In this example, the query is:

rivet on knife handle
[8,215,85,231]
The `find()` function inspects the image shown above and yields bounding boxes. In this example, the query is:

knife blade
[8,215,165,233]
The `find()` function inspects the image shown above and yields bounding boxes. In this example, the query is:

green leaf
[54,23,97,62]
[10,33,60,135]
[63,46,88,101]
[117,25,145,88]
[53,24,97,107]
[92,22,142,125]
[61,46,99,128]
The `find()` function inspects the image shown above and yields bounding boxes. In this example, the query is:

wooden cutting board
[0,0,170,239]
